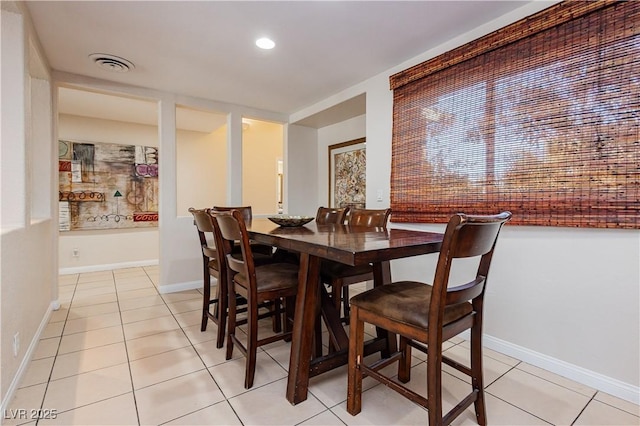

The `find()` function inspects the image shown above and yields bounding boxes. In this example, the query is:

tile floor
[4,266,639,425]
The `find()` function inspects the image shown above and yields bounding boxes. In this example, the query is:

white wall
[286,124,319,217]
[1,3,56,409]
[292,0,640,404]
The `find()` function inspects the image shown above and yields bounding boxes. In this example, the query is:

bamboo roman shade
[389,1,639,228]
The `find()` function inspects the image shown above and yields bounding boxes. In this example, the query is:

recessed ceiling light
[256,37,275,50]
[89,53,134,73]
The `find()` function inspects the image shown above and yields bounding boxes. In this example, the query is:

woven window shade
[389,1,640,228]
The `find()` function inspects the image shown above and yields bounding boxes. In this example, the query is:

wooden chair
[189,207,279,348]
[320,208,391,322]
[212,210,299,389]
[188,207,228,348]
[347,211,512,425]
[315,206,350,225]
[211,205,274,258]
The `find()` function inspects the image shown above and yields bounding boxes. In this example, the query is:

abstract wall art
[58,140,158,231]
[328,138,366,209]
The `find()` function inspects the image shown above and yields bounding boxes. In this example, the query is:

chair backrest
[188,207,217,260]
[212,206,252,223]
[211,210,256,296]
[346,208,391,228]
[316,206,350,225]
[431,211,511,325]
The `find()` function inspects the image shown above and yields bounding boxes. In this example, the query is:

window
[390,1,639,228]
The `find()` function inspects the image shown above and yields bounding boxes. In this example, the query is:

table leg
[286,253,321,404]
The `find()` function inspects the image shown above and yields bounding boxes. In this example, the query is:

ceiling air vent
[89,53,134,73]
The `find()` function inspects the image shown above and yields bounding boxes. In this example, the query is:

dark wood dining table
[246,218,444,404]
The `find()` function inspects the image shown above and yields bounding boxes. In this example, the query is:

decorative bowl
[268,215,314,227]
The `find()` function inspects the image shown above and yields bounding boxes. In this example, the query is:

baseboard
[157,280,201,294]
[58,259,158,275]
[0,302,54,415]
[480,333,640,405]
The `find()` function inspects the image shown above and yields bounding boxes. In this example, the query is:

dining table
[246,218,444,404]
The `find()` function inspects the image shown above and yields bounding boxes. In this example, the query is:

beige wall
[177,125,227,216]
[242,119,284,215]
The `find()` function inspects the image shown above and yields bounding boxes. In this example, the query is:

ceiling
[27,1,532,124]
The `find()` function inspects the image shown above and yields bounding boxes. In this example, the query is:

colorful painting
[329,138,366,209]
[58,140,158,231]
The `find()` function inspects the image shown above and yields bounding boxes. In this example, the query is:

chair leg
[331,279,342,313]
[245,299,259,389]
[342,285,350,321]
[201,266,210,332]
[284,296,295,333]
[225,285,237,360]
[313,315,323,357]
[471,320,487,425]
[314,290,324,357]
[347,305,365,415]
[272,299,282,333]
[329,278,344,353]
[426,341,443,425]
[398,336,411,383]
[215,276,226,349]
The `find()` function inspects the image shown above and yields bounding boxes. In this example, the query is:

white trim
[157,280,201,294]
[58,259,158,275]
[480,333,640,405]
[0,303,54,415]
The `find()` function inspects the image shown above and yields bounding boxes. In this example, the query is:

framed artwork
[328,138,366,209]
[58,139,159,231]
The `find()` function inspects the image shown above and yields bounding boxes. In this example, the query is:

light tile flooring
[4,266,639,425]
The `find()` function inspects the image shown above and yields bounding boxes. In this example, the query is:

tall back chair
[212,205,253,222]
[347,211,512,425]
[321,208,391,323]
[212,205,275,259]
[212,210,299,389]
[188,207,227,348]
[315,206,350,225]
[346,208,391,227]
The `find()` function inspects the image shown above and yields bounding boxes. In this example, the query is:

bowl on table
[268,215,314,227]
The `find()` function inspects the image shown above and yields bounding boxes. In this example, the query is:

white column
[226,112,243,205]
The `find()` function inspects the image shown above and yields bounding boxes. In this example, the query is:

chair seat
[320,261,373,280]
[350,281,473,331]
[234,263,299,293]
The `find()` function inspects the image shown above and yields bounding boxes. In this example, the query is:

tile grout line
[113,269,142,426]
